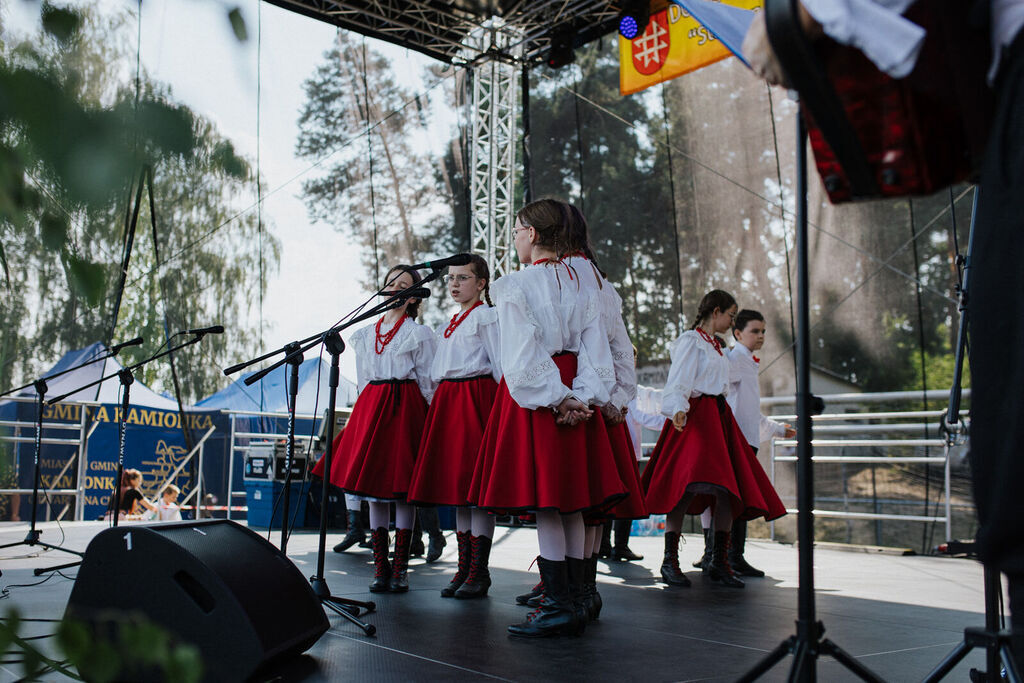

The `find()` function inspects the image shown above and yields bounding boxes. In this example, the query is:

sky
[2,0,453,387]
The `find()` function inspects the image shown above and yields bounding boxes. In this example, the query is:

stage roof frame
[263,0,629,66]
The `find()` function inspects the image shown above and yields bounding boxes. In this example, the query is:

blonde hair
[162,484,180,497]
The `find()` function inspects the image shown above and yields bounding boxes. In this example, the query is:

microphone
[382,287,431,300]
[186,325,225,336]
[407,253,472,271]
[109,336,144,353]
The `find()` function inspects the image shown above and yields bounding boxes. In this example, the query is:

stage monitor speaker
[65,519,329,682]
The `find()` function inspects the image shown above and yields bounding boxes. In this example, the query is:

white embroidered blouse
[349,317,438,402]
[492,262,613,411]
[431,304,502,383]
[562,255,637,411]
[660,330,730,419]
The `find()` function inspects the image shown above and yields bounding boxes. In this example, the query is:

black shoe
[729,519,764,577]
[708,530,744,588]
[611,544,643,561]
[598,524,613,559]
[369,527,392,593]
[426,531,447,564]
[333,510,366,553]
[508,558,581,638]
[390,528,412,593]
[441,531,471,597]
[410,536,425,558]
[660,531,691,587]
[455,535,492,599]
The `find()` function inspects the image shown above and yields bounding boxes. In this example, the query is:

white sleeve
[661,335,701,418]
[411,326,438,403]
[607,309,637,411]
[801,0,925,78]
[499,280,573,411]
[759,414,789,443]
[478,308,503,383]
[353,329,369,395]
[573,290,614,407]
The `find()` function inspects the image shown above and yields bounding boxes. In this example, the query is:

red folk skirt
[468,353,630,514]
[589,419,648,521]
[407,375,498,506]
[640,394,786,522]
[313,379,428,500]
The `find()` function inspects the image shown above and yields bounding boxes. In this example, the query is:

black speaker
[65,519,329,682]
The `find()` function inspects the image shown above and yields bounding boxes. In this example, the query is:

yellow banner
[619,1,762,96]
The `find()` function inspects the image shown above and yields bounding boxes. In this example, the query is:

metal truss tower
[468,22,520,278]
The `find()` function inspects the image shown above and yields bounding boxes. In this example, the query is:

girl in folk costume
[560,207,647,620]
[408,255,501,600]
[641,290,786,589]
[469,198,629,638]
[318,264,437,593]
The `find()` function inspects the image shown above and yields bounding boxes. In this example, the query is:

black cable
[767,85,798,366]
[573,66,586,216]
[660,83,685,332]
[361,36,381,287]
[907,199,931,556]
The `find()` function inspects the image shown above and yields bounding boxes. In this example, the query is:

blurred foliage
[0,1,278,401]
[0,607,202,682]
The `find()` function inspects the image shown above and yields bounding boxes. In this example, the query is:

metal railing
[0,395,97,519]
[766,389,970,542]
[225,409,351,520]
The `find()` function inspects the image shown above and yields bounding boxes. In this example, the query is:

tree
[296,31,457,305]
[0,3,277,401]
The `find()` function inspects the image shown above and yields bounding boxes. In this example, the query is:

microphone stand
[226,276,436,636]
[39,333,215,575]
[0,339,142,570]
[923,191,1020,683]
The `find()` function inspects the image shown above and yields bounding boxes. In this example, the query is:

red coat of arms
[631,13,671,76]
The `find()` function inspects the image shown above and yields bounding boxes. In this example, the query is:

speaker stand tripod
[737,111,884,683]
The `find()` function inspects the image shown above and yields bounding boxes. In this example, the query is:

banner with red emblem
[619,1,762,96]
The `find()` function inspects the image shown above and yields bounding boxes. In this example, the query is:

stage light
[618,0,651,40]
[546,27,576,69]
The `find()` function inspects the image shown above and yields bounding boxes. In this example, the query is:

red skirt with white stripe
[407,375,498,506]
[640,394,786,522]
[467,354,630,514]
[314,379,428,500]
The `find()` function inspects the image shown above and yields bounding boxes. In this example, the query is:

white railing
[766,389,970,543]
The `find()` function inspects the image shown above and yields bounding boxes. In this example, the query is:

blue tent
[0,343,223,521]
[196,355,357,415]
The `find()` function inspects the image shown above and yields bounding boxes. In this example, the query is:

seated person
[108,468,157,519]
[157,484,183,521]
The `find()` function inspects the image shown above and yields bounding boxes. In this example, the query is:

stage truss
[264,0,623,273]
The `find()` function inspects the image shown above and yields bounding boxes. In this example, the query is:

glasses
[443,274,475,284]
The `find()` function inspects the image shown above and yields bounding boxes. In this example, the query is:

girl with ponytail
[640,289,786,590]
[408,255,501,599]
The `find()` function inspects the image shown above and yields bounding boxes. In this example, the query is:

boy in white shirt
[157,484,183,522]
[724,310,794,576]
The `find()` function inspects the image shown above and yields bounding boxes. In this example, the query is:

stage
[0,521,994,681]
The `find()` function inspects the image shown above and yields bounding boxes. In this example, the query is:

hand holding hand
[556,397,593,426]
[600,404,625,425]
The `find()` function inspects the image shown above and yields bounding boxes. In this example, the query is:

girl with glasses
[408,255,501,599]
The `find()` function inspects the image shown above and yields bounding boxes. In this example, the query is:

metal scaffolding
[468,23,520,277]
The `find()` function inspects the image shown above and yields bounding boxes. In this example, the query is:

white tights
[455,507,496,538]
[368,501,416,531]
[535,510,585,561]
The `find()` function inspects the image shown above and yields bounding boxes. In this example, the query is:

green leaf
[166,643,203,683]
[227,7,248,42]
[41,3,82,43]
[40,211,69,250]
[63,253,106,306]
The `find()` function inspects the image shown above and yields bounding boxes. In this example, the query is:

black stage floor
[0,521,996,682]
